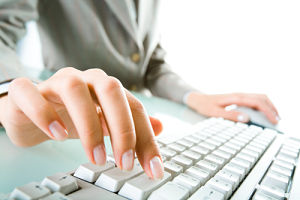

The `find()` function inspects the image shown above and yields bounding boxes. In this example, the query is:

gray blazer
[0,0,195,103]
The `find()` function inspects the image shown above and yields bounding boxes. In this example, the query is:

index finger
[125,90,164,179]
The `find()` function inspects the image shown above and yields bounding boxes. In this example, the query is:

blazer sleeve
[144,44,197,103]
[0,0,38,83]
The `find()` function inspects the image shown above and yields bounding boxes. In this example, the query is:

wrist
[185,91,206,109]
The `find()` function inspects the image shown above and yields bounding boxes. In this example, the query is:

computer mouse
[234,106,277,130]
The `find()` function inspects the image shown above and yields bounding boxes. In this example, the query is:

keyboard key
[160,147,177,159]
[236,152,256,167]
[188,186,225,200]
[196,160,219,176]
[279,148,298,159]
[205,154,226,167]
[206,138,222,147]
[190,145,210,155]
[185,166,210,183]
[41,173,78,194]
[223,162,246,180]
[273,160,294,171]
[185,135,202,144]
[261,171,289,192]
[168,143,186,153]
[68,178,127,200]
[198,142,217,151]
[148,182,189,200]
[276,153,297,165]
[118,172,171,200]
[212,149,232,160]
[191,134,207,141]
[10,182,51,200]
[181,150,203,163]
[231,157,251,173]
[164,161,184,178]
[171,155,193,170]
[223,142,241,152]
[176,139,195,148]
[240,148,260,160]
[206,177,233,199]
[39,192,72,200]
[218,145,237,155]
[73,162,114,182]
[215,169,240,189]
[258,185,285,199]
[95,161,143,192]
[270,163,293,177]
[173,173,201,194]
[253,189,281,200]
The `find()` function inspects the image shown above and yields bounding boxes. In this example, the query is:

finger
[84,69,136,171]
[43,69,106,165]
[220,94,278,124]
[149,116,163,136]
[210,107,250,123]
[8,78,68,141]
[95,104,110,136]
[126,90,164,179]
[262,96,279,116]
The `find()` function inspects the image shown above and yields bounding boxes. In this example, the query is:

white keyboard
[5,118,300,200]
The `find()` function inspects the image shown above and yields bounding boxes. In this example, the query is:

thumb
[149,116,163,136]
[212,108,250,123]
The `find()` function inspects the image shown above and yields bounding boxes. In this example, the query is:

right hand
[0,67,164,179]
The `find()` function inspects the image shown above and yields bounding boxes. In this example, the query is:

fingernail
[276,115,281,122]
[237,114,249,123]
[49,121,68,140]
[150,156,164,180]
[93,144,106,165]
[122,149,134,171]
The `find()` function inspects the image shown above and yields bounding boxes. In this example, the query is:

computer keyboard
[5,118,300,200]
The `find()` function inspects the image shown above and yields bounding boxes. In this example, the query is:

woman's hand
[0,67,164,179]
[186,92,279,124]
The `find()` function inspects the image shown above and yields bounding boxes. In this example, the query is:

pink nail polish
[93,144,106,165]
[122,149,134,171]
[150,156,164,179]
[49,121,68,140]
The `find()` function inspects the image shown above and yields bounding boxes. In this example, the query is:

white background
[18,0,300,135]
[158,0,300,135]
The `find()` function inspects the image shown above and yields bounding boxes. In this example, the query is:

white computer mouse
[234,106,277,130]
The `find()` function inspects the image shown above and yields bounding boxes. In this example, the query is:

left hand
[186,92,279,124]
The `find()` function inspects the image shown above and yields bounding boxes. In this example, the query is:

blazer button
[131,53,140,63]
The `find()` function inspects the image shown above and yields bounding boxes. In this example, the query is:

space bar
[69,178,127,200]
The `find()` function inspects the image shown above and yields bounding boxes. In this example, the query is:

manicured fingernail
[150,156,164,179]
[93,144,106,165]
[276,115,281,122]
[122,149,134,171]
[49,121,68,140]
[237,114,249,123]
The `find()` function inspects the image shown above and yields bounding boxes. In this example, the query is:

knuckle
[130,98,145,113]
[9,78,31,92]
[61,75,85,91]
[85,68,107,77]
[118,128,136,142]
[56,67,77,75]
[101,76,122,93]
